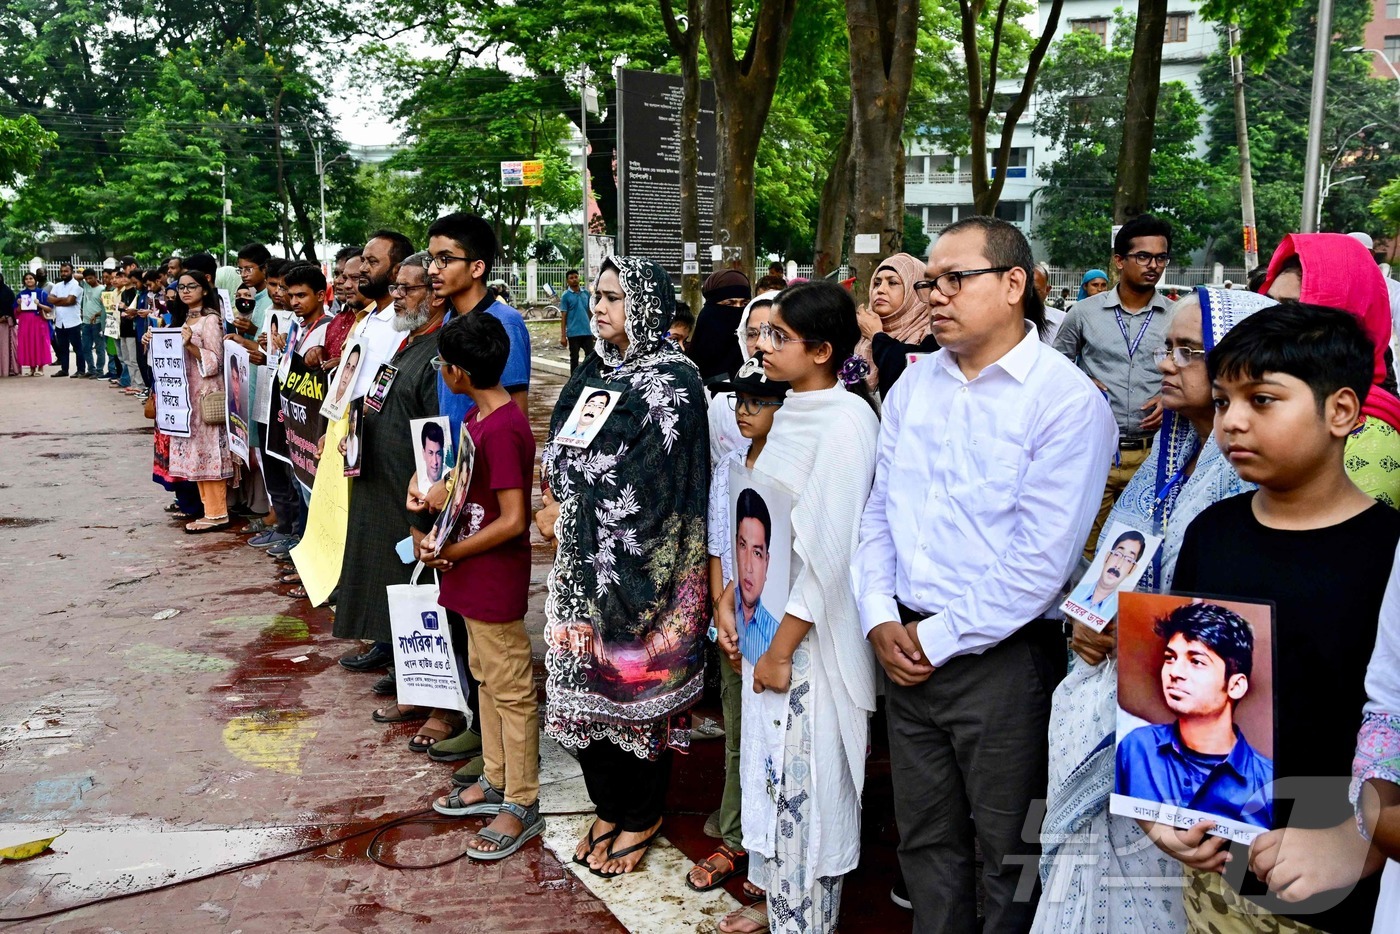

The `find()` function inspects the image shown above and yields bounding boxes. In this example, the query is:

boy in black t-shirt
[1147,304,1397,932]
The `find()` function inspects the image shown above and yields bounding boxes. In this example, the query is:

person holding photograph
[1034,285,1272,934]
[418,311,541,861]
[535,256,709,880]
[712,280,879,934]
[686,352,790,897]
[1115,602,1273,829]
[14,272,53,375]
[168,270,233,533]
[1154,305,1399,934]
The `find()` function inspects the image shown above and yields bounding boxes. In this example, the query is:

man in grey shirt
[1052,214,1173,557]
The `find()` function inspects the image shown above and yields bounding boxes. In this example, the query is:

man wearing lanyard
[1052,213,1173,557]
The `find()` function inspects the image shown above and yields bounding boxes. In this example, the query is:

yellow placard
[290,414,350,606]
[520,159,544,186]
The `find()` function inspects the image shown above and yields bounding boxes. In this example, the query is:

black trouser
[444,610,482,729]
[578,739,672,832]
[263,454,304,536]
[56,325,84,374]
[567,335,595,373]
[887,612,1066,934]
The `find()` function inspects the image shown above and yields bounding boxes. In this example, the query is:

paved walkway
[0,368,913,933]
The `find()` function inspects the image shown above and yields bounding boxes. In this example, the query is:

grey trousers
[886,623,1066,934]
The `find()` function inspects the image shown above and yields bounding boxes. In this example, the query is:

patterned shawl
[1099,286,1274,589]
[541,256,711,749]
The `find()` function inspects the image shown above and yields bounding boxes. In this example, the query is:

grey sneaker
[267,536,301,557]
[248,529,288,548]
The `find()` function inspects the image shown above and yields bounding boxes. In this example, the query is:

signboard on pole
[616,69,717,282]
[501,159,545,187]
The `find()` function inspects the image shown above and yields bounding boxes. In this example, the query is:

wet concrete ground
[0,359,913,933]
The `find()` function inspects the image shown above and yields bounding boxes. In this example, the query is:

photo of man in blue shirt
[734,487,780,665]
[1068,528,1146,620]
[1116,601,1274,830]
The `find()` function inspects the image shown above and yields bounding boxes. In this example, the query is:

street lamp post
[1344,46,1400,119]
[306,126,349,264]
[1319,122,1378,228]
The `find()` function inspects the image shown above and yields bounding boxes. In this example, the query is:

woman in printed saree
[537,256,710,878]
[1033,286,1274,933]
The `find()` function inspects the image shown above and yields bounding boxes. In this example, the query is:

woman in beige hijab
[854,253,937,397]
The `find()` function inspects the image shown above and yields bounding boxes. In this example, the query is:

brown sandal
[686,843,748,892]
[408,711,465,752]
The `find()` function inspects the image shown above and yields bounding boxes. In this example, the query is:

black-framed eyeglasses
[1151,346,1207,368]
[1124,252,1171,267]
[727,395,784,415]
[176,283,201,292]
[431,253,474,269]
[388,282,430,296]
[912,267,1013,301]
[757,322,820,351]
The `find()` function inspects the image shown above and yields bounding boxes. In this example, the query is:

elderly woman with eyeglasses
[1033,285,1275,933]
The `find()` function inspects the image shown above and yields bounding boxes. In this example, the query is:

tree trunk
[1113,0,1168,222]
[847,0,920,304]
[964,0,1066,215]
[813,105,855,279]
[703,0,799,277]
[662,0,704,312]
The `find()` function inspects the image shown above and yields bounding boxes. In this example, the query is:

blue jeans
[80,322,105,375]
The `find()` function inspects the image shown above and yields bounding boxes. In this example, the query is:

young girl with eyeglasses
[713,280,879,934]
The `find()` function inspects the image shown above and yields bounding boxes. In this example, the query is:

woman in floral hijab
[537,256,710,877]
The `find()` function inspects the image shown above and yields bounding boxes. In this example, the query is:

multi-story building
[905,0,1215,253]
[1361,0,1400,76]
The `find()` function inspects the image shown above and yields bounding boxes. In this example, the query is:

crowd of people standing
[15,210,1400,934]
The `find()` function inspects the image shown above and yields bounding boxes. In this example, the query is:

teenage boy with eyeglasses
[424,212,531,442]
[1052,213,1175,558]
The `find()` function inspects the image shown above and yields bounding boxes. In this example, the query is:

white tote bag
[386,562,469,714]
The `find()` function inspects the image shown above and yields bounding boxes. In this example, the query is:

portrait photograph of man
[727,464,794,667]
[321,339,364,420]
[1112,593,1275,843]
[409,416,453,493]
[555,388,618,449]
[1062,523,1161,630]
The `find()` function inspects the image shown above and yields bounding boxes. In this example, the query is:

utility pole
[1300,0,1335,232]
[1229,24,1259,272]
[221,164,228,263]
[579,68,589,282]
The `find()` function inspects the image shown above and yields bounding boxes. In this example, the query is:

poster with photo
[1061,521,1163,631]
[321,337,366,421]
[727,462,794,667]
[263,311,290,366]
[429,421,476,557]
[103,289,122,339]
[223,341,251,465]
[19,292,37,312]
[1110,592,1276,845]
[253,365,275,426]
[363,363,398,414]
[553,387,621,448]
[275,318,300,385]
[343,398,366,478]
[217,288,233,324]
[409,416,454,492]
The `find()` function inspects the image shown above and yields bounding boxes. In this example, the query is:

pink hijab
[1262,233,1400,431]
[855,253,933,391]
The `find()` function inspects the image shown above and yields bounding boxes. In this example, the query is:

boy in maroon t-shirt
[417,311,541,860]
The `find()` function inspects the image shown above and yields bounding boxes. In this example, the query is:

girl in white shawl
[714,280,879,934]
[1032,286,1274,933]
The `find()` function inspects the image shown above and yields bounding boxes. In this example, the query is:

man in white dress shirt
[853,216,1117,933]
